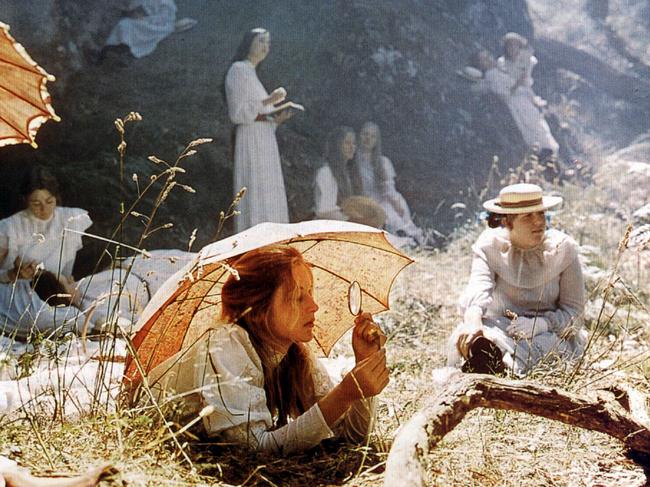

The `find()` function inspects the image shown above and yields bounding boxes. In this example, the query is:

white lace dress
[354,152,423,242]
[225,61,289,232]
[147,324,376,455]
[474,67,559,154]
[313,165,348,221]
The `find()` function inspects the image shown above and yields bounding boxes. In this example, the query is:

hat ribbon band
[496,197,543,208]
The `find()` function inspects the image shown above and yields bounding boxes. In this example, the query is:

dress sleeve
[0,216,14,272]
[59,208,93,277]
[310,352,377,444]
[313,166,347,220]
[378,156,396,196]
[379,156,412,217]
[525,51,538,86]
[196,326,335,455]
[541,253,585,336]
[459,237,496,317]
[59,208,93,236]
[225,63,266,125]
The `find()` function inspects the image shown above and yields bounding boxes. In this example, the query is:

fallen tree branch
[384,372,650,487]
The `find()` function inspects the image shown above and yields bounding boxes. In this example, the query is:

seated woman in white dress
[471,50,559,159]
[446,184,586,376]
[353,122,424,244]
[0,250,194,415]
[104,0,177,59]
[0,166,92,285]
[313,126,386,228]
[146,245,389,455]
[497,33,547,109]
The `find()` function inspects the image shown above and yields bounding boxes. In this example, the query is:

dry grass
[1,215,649,486]
[2,125,650,485]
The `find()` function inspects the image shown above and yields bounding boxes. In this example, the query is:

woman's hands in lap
[507,316,549,340]
[456,322,484,359]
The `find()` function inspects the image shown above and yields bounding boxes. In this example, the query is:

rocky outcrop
[1,0,649,273]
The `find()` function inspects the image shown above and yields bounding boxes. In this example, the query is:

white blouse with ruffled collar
[460,227,585,335]
[146,324,376,455]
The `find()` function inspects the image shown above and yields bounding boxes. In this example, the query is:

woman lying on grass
[148,245,389,455]
[447,183,586,376]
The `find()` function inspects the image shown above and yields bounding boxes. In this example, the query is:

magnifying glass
[348,281,381,343]
[348,281,362,316]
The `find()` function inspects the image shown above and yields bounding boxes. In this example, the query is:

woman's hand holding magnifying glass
[352,312,386,362]
[348,281,386,362]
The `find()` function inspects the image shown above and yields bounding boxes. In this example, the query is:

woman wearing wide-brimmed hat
[447,183,586,376]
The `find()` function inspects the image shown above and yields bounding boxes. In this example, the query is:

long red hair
[220,245,316,426]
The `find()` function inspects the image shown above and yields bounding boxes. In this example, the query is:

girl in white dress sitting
[313,126,386,228]
[447,183,586,376]
[471,50,559,159]
[0,166,92,285]
[354,122,425,244]
[146,245,389,455]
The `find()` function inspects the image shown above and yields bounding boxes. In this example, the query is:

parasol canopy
[124,220,413,387]
[0,21,59,148]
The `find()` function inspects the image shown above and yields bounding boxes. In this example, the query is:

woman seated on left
[313,126,386,229]
[0,166,92,285]
[146,245,389,455]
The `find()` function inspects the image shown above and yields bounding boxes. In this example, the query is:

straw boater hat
[340,196,387,228]
[501,32,528,47]
[483,183,562,215]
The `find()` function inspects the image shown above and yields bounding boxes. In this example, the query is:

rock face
[1,0,648,273]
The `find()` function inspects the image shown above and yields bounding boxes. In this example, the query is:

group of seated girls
[0,166,585,456]
[313,123,425,246]
[0,166,192,347]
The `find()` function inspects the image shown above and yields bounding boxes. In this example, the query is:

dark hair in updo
[221,27,269,102]
[20,166,61,205]
[486,212,503,228]
[32,270,70,306]
[486,212,517,229]
[232,27,268,65]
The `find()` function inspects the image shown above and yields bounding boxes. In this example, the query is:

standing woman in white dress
[225,28,291,233]
[0,166,92,284]
[354,122,424,244]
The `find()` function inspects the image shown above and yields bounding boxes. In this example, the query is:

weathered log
[384,372,650,487]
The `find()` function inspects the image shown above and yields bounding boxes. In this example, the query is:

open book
[260,101,305,121]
